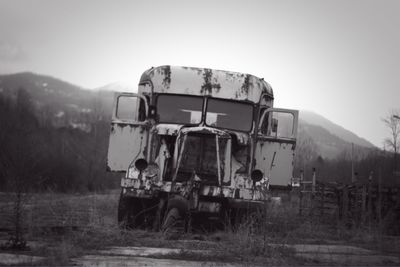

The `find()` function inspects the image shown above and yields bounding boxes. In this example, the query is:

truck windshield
[157,95,203,124]
[206,98,253,132]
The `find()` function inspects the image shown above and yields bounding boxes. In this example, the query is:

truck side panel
[254,141,295,186]
[107,124,148,172]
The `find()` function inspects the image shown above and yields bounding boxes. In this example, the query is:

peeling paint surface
[179,126,230,137]
[120,179,270,201]
[139,66,273,103]
[230,131,249,145]
[231,173,253,189]
[254,140,295,186]
[107,124,148,172]
[154,124,183,136]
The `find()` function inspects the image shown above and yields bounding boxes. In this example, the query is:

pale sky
[1,0,399,147]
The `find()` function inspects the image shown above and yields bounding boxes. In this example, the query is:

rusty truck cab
[107,66,298,230]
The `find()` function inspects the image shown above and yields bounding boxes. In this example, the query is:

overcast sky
[0,0,399,147]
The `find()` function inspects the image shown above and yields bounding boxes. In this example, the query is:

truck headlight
[251,169,263,182]
[134,158,148,171]
[127,159,159,181]
[127,158,148,179]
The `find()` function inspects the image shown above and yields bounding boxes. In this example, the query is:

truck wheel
[118,194,136,229]
[162,208,185,238]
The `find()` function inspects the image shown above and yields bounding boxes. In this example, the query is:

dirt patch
[0,252,44,266]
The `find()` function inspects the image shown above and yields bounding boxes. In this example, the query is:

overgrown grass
[14,191,302,265]
[2,190,399,266]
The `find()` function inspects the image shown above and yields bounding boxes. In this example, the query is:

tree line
[0,87,119,193]
[294,129,400,186]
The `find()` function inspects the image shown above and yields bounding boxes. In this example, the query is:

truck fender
[166,195,189,216]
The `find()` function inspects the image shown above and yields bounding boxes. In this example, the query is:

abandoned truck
[107,65,298,231]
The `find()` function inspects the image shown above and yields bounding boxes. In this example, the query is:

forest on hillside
[294,133,399,186]
[0,88,119,192]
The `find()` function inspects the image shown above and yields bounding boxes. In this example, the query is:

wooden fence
[338,184,400,227]
[298,180,400,230]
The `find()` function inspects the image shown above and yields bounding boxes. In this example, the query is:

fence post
[300,170,304,186]
[367,173,373,226]
[343,186,349,225]
[299,170,304,216]
[361,184,367,225]
[311,168,317,215]
[354,185,360,226]
[377,169,382,226]
[312,168,316,193]
[321,184,325,216]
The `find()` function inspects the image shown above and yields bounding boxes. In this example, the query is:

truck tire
[118,194,145,229]
[118,193,134,228]
[162,208,185,238]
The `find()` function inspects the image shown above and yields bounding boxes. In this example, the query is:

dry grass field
[0,190,399,266]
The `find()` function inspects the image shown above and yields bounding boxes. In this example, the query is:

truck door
[107,93,149,172]
[254,108,298,187]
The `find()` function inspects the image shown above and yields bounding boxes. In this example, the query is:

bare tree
[382,109,400,172]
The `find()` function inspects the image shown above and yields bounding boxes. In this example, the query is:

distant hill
[298,111,375,160]
[0,72,377,161]
[96,81,136,92]
[0,72,119,192]
[0,72,114,131]
[300,110,374,148]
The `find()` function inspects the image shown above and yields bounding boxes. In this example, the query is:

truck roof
[139,65,273,103]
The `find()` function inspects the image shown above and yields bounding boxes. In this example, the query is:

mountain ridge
[299,110,375,148]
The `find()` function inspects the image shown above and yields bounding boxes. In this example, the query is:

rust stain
[162,65,171,89]
[200,69,221,94]
[241,74,250,94]
[139,65,273,102]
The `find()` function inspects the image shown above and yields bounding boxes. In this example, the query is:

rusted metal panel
[107,92,150,172]
[231,173,253,188]
[254,108,298,186]
[254,141,295,186]
[120,179,270,201]
[107,123,148,172]
[155,124,250,146]
[139,66,273,103]
[179,125,231,136]
[153,124,183,136]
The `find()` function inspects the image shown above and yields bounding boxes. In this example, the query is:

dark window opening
[116,96,137,120]
[231,136,249,173]
[206,98,253,132]
[260,111,295,138]
[151,135,175,181]
[138,98,146,121]
[157,95,203,124]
